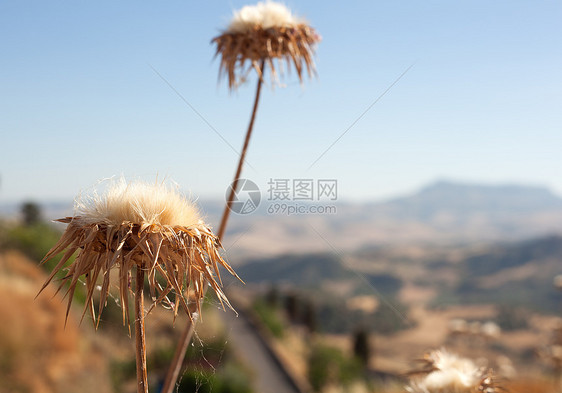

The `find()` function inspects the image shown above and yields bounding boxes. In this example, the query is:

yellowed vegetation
[0,251,111,393]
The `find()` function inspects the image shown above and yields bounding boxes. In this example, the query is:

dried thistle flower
[38,179,239,328]
[212,1,321,89]
[406,349,504,393]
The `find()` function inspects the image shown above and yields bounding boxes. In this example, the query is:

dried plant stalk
[135,265,148,393]
[218,58,265,239]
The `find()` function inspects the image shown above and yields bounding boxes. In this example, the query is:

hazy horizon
[2,177,562,208]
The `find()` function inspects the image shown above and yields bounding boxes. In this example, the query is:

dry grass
[0,251,111,393]
[504,378,560,393]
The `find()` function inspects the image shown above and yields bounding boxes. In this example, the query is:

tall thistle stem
[161,59,265,393]
[135,264,149,393]
[218,60,265,239]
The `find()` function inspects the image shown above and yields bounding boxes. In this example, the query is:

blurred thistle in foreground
[213,0,321,89]
[37,179,240,393]
[162,3,320,393]
[406,349,503,393]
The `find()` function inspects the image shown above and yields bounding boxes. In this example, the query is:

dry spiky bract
[38,179,239,328]
[212,1,321,89]
[406,349,504,393]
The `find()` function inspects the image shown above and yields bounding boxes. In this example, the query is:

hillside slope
[0,251,111,393]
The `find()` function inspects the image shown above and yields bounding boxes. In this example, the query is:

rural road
[220,308,304,393]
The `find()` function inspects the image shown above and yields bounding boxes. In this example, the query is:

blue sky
[1,0,561,203]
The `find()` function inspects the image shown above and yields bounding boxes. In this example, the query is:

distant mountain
[348,180,562,242]
[376,180,562,219]
[219,181,562,257]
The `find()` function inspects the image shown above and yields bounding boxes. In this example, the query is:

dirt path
[220,309,304,393]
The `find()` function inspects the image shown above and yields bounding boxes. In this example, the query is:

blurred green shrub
[2,221,70,272]
[21,202,42,226]
[0,219,83,303]
[177,363,253,393]
[179,333,254,393]
[252,299,285,338]
[307,343,361,392]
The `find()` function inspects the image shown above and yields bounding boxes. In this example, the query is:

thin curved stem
[135,265,148,393]
[217,63,265,240]
[161,59,266,393]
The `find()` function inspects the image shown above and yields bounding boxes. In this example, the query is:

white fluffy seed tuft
[227,1,302,33]
[74,178,201,228]
[407,350,485,393]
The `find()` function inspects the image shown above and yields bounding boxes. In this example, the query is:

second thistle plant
[213,1,321,238]
[213,1,321,89]
[162,2,321,392]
